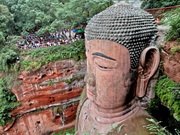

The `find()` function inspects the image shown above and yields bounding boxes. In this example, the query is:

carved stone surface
[76,3,160,135]
[86,3,157,68]
[161,42,180,83]
[0,60,86,135]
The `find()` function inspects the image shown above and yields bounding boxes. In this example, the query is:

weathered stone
[76,3,160,135]
[162,50,180,83]
[0,59,86,135]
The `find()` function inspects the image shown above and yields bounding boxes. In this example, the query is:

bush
[6,36,22,45]
[53,128,75,135]
[155,75,180,121]
[0,49,18,73]
[0,78,20,126]
[143,118,172,135]
[0,37,20,73]
[162,8,180,41]
[147,96,180,135]
[20,40,85,71]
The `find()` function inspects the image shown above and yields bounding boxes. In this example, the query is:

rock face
[0,59,86,135]
[161,42,180,83]
[156,25,180,83]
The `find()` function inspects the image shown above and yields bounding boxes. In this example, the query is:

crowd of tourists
[17,29,84,50]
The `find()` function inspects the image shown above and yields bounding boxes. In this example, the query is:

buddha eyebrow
[92,52,116,61]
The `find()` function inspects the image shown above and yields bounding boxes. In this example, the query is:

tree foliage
[155,75,180,121]
[56,0,113,29]
[0,37,20,73]
[161,8,180,41]
[1,0,113,36]
[0,47,18,73]
[0,4,12,45]
[0,0,113,73]
[0,78,20,126]
[141,0,180,9]
[3,0,63,36]
[0,0,113,37]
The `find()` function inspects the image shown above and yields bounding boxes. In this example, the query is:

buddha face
[85,40,133,109]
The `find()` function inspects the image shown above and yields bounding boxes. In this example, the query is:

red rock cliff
[0,59,86,135]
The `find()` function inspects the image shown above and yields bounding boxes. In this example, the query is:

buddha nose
[84,74,95,87]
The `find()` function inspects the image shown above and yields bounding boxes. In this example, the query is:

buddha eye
[97,64,113,69]
[94,58,116,70]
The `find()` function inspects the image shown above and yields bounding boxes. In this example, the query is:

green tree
[2,0,113,36]
[0,0,5,4]
[0,4,13,46]
[0,32,5,45]
[56,0,113,29]
[3,0,63,36]
[1,0,114,36]
[141,0,180,9]
[0,48,18,73]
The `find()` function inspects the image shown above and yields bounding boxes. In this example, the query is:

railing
[145,5,180,19]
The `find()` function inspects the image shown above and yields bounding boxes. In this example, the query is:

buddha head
[84,3,160,109]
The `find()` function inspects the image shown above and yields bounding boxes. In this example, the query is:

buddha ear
[136,46,160,98]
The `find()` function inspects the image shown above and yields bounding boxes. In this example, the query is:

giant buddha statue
[76,3,160,135]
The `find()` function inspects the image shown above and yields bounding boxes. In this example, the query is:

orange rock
[162,52,180,83]
[0,60,86,134]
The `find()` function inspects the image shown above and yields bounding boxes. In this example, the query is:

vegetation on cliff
[0,40,85,73]
[161,8,180,42]
[0,40,85,127]
[146,6,180,135]
[141,0,180,9]
[20,40,85,71]
[53,128,75,135]
[155,75,180,121]
[0,0,179,134]
[156,8,180,124]
[0,35,21,73]
[0,78,20,126]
